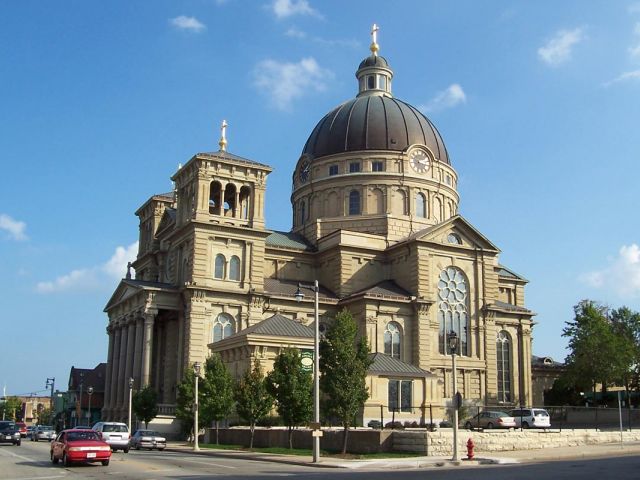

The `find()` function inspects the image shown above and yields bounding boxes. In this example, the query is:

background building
[103,30,535,432]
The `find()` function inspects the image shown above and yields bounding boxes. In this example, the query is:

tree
[38,407,54,425]
[610,307,640,405]
[562,300,622,404]
[175,368,196,440]
[320,308,373,454]
[266,348,313,449]
[0,397,21,421]
[132,386,159,428]
[234,359,274,449]
[200,354,235,445]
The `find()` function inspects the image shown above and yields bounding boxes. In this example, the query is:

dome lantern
[356,24,393,97]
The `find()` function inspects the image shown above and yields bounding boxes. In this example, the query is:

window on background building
[384,322,401,359]
[214,254,226,279]
[329,165,339,176]
[212,313,235,342]
[372,161,384,172]
[348,190,360,215]
[349,162,361,173]
[388,379,412,413]
[497,330,511,402]
[437,266,469,355]
[416,192,427,218]
[229,255,241,281]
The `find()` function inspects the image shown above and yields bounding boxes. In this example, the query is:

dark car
[129,429,166,450]
[0,421,22,445]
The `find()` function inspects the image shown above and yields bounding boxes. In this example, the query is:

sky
[1,0,640,397]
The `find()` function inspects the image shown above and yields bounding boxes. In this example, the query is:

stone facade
[102,35,535,432]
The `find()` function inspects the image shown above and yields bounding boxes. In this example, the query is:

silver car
[31,425,56,442]
[129,429,166,451]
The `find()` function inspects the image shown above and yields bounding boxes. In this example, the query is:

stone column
[109,325,122,415]
[132,315,144,389]
[123,316,136,399]
[115,320,129,413]
[413,302,432,370]
[175,312,184,386]
[103,326,115,416]
[141,310,157,387]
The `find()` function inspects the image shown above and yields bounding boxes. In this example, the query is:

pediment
[410,215,500,253]
[104,280,142,312]
[156,208,176,235]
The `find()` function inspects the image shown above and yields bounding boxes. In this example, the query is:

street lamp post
[448,331,459,462]
[294,280,320,463]
[127,378,134,432]
[193,362,201,452]
[77,372,84,427]
[87,387,94,426]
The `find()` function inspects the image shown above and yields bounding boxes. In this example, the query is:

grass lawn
[199,443,424,459]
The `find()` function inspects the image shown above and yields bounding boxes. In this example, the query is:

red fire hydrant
[466,438,475,460]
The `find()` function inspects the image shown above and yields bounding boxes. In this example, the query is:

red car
[15,422,27,438]
[50,429,111,467]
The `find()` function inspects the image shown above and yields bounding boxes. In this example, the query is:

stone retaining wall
[393,429,640,456]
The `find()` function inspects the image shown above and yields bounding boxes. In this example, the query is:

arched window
[229,255,241,281]
[348,190,360,215]
[212,313,235,342]
[300,200,306,224]
[497,331,512,402]
[209,181,222,214]
[214,254,226,279]
[416,192,427,218]
[384,322,402,359]
[438,267,469,355]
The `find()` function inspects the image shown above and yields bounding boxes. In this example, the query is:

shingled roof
[368,353,435,378]
[228,313,314,339]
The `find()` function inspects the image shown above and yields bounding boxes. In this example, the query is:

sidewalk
[165,440,640,470]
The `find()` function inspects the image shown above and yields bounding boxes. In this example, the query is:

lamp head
[128,378,134,388]
[193,362,201,376]
[294,283,304,303]
[448,330,459,354]
[87,386,94,395]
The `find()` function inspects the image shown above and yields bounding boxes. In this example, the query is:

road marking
[0,449,38,462]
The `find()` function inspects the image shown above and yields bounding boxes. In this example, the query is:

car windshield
[0,422,15,429]
[40,426,54,431]
[533,409,549,416]
[67,431,100,442]
[139,431,159,436]
[495,411,510,417]
[103,424,128,432]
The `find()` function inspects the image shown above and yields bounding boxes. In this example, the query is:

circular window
[447,233,462,245]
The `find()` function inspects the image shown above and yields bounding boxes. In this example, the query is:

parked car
[129,430,166,451]
[73,425,92,430]
[0,421,21,445]
[50,429,111,466]
[15,421,27,437]
[464,411,516,429]
[32,425,56,441]
[509,408,551,429]
[92,422,130,452]
[26,425,36,437]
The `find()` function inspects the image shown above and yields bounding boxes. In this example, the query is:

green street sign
[300,350,314,372]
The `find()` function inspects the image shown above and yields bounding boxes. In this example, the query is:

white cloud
[271,0,322,19]
[169,15,206,32]
[538,28,585,66]
[581,244,640,297]
[36,241,138,294]
[285,27,306,38]
[253,57,332,111]
[630,3,640,14]
[419,84,467,113]
[603,69,640,87]
[0,214,28,241]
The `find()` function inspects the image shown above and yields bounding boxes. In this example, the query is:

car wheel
[51,451,59,464]
[16,439,21,446]
[124,448,129,454]
[158,448,165,451]
[101,459,110,466]
[522,422,530,429]
[135,444,140,450]
[34,437,38,442]
[487,422,494,429]
[464,422,473,430]
[63,453,71,467]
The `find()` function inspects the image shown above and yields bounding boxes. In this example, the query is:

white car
[92,422,130,452]
[509,408,551,429]
[31,425,56,441]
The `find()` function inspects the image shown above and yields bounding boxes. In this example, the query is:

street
[1,441,640,479]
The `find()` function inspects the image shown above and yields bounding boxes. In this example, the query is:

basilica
[102,28,535,431]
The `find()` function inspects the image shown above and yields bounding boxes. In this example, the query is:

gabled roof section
[195,150,273,171]
[228,314,314,339]
[68,363,107,391]
[266,231,315,251]
[264,278,338,302]
[394,215,500,253]
[104,278,177,312]
[488,300,534,315]
[497,264,528,282]
[368,353,435,378]
[344,280,413,301]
